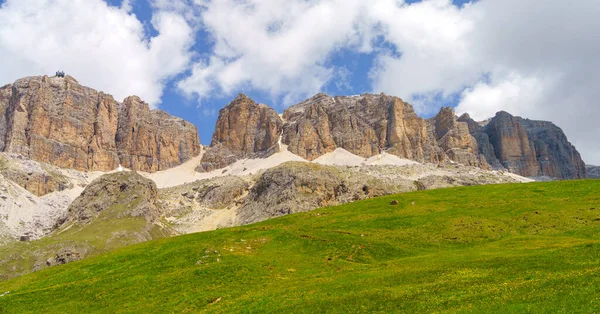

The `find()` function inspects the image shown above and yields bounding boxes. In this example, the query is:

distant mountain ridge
[587,165,600,178]
[0,75,201,172]
[201,93,587,179]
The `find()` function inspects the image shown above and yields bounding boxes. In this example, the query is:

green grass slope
[1,180,599,313]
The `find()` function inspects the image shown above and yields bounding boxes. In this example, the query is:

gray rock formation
[586,165,600,178]
[235,161,524,225]
[59,171,162,227]
[459,112,587,179]
[202,93,585,179]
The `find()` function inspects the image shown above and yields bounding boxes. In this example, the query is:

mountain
[0,75,201,172]
[587,165,600,178]
[0,76,589,280]
[201,93,586,179]
[458,112,587,179]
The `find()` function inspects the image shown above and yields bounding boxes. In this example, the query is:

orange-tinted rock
[116,96,201,172]
[0,76,200,172]
[199,94,282,171]
[201,92,586,179]
[433,107,488,168]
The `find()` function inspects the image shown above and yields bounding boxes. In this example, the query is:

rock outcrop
[59,171,161,226]
[198,94,282,171]
[0,171,175,280]
[0,75,201,172]
[432,108,488,169]
[587,165,600,178]
[116,96,201,172]
[459,112,587,179]
[283,93,446,162]
[0,154,72,197]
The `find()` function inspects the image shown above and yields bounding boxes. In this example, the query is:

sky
[0,0,598,164]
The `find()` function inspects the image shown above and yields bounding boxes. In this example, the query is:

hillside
[1,180,599,313]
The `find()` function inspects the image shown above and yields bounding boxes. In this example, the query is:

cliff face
[282,94,488,167]
[116,96,201,172]
[0,76,201,172]
[198,94,283,171]
[587,165,600,178]
[203,93,487,170]
[459,112,587,179]
[202,93,586,179]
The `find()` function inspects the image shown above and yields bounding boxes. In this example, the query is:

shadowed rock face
[0,76,201,172]
[587,165,600,178]
[459,112,587,179]
[198,94,282,172]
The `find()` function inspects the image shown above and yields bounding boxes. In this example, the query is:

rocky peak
[200,92,587,179]
[458,111,586,179]
[198,94,283,172]
[0,75,201,172]
[432,107,487,168]
[587,165,600,178]
[486,111,540,176]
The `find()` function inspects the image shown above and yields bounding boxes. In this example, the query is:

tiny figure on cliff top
[55,71,65,78]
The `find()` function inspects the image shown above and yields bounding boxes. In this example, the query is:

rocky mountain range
[201,93,587,179]
[587,165,600,178]
[0,76,201,172]
[0,74,592,280]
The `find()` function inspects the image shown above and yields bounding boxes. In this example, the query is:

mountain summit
[201,93,586,179]
[0,75,201,172]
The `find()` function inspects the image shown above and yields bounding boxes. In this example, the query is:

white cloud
[369,0,479,111]
[454,0,600,164]
[176,0,600,163]
[456,73,551,121]
[177,0,375,106]
[0,0,194,107]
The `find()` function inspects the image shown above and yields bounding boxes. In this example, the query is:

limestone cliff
[202,92,586,179]
[587,165,600,178]
[205,93,486,169]
[0,75,201,172]
[198,94,282,171]
[459,112,587,179]
[282,95,485,166]
[116,96,201,172]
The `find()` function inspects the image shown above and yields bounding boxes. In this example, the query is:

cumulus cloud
[0,0,194,107]
[455,0,600,164]
[177,0,600,163]
[177,0,375,106]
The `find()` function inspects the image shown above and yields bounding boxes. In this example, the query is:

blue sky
[0,0,598,164]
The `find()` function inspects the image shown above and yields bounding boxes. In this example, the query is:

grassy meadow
[0,180,599,313]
